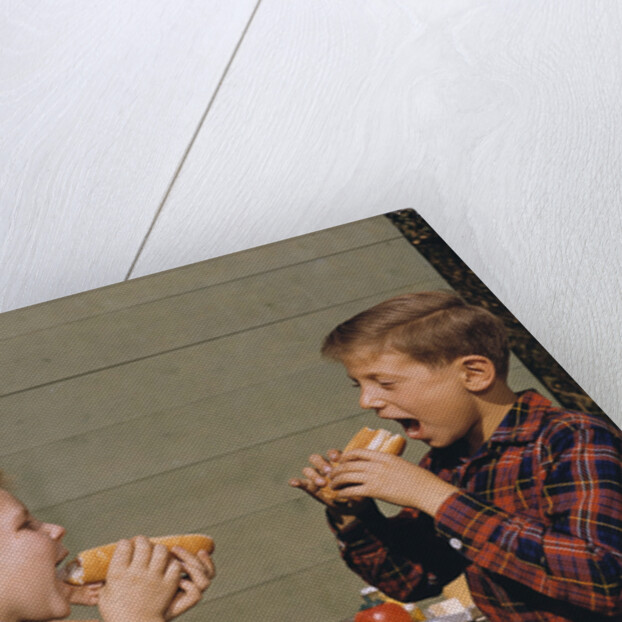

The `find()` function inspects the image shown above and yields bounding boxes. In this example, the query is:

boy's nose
[359,386,384,409]
[44,522,67,540]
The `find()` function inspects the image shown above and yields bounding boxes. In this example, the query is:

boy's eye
[350,380,394,388]
[20,517,39,530]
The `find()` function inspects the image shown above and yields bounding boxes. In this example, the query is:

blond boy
[290,291,622,621]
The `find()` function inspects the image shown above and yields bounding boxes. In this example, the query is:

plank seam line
[124,0,265,282]
[192,557,346,606]
[0,283,426,398]
[0,364,341,456]
[32,411,368,511]
[191,496,328,532]
[0,235,404,343]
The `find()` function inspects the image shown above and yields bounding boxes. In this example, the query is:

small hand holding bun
[164,546,216,620]
[98,536,182,622]
[63,534,214,585]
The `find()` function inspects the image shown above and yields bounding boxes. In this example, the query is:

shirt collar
[429,389,555,469]
[487,389,553,445]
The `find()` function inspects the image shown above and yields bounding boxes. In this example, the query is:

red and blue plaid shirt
[329,390,622,621]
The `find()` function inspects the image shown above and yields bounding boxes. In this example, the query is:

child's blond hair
[322,291,510,379]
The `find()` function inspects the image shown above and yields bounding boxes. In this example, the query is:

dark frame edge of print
[385,208,607,421]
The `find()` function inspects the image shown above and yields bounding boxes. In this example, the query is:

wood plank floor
[0,216,555,621]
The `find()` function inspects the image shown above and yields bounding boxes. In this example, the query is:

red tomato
[354,602,412,622]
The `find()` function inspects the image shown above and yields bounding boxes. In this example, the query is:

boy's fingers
[331,471,367,488]
[309,453,333,474]
[171,547,213,590]
[108,539,133,575]
[68,582,104,606]
[130,535,152,569]
[290,478,329,503]
[335,486,368,500]
[302,466,327,486]
[164,558,182,582]
[339,448,380,461]
[289,478,318,496]
[165,580,202,620]
[149,542,170,574]
[290,475,347,508]
[178,578,201,597]
[197,549,216,580]
[331,460,372,477]
[326,449,341,462]
[331,472,369,493]
[170,545,195,563]
[85,582,103,603]
[175,579,200,606]
[290,478,333,503]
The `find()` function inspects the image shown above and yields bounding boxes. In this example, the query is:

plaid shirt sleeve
[435,418,622,616]
[325,443,471,602]
[327,503,468,601]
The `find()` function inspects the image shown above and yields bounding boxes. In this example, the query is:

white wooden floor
[0,2,620,418]
[0,216,556,621]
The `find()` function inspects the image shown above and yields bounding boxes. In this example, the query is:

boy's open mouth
[55,548,69,568]
[400,418,423,439]
[56,562,70,583]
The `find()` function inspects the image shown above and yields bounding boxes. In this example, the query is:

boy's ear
[457,355,496,391]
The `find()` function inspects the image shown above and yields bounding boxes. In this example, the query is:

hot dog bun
[342,426,406,455]
[63,533,215,585]
[321,426,406,500]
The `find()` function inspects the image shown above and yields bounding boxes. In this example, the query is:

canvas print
[0,210,617,622]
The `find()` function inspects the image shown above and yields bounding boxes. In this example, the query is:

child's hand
[68,582,103,606]
[164,546,216,620]
[331,449,459,517]
[289,449,376,527]
[98,536,181,622]
[289,448,340,503]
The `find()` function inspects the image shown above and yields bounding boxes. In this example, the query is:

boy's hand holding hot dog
[67,583,103,606]
[289,427,411,529]
[329,448,458,517]
[289,447,376,529]
[98,536,215,622]
[164,545,214,620]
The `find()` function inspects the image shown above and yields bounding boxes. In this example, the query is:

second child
[0,485,215,622]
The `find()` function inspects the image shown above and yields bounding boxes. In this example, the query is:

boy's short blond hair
[322,291,510,379]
